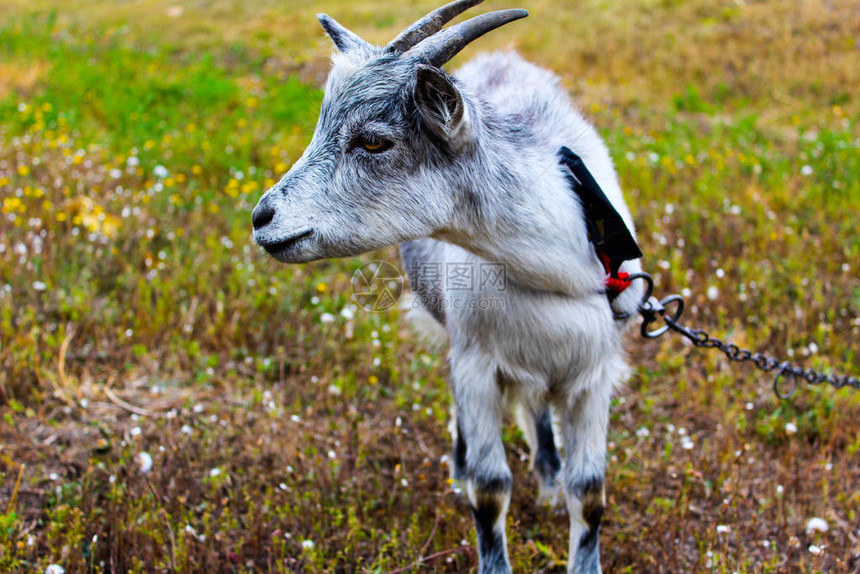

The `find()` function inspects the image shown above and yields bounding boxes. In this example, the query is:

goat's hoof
[537,480,562,508]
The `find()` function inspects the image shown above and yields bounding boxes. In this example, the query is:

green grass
[0,0,859,572]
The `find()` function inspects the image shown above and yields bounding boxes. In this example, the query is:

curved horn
[408,9,528,67]
[385,0,484,55]
[318,13,372,53]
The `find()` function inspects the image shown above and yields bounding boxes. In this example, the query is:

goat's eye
[358,135,392,154]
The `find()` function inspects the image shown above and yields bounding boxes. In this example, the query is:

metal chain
[625,273,860,399]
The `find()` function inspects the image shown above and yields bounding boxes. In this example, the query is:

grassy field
[0,0,859,571]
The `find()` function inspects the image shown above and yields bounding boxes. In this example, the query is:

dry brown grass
[7,0,860,121]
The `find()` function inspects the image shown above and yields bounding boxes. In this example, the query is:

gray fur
[252,5,644,573]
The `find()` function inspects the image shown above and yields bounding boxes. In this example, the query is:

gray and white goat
[252,1,643,572]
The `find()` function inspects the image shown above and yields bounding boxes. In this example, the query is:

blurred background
[0,0,858,571]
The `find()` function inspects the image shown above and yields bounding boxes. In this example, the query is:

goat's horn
[385,0,484,55]
[407,9,528,67]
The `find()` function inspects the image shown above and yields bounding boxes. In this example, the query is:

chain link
[628,274,860,399]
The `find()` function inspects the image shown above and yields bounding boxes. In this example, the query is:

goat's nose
[252,203,275,230]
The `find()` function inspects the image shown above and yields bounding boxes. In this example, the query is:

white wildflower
[808,544,824,555]
[209,468,221,477]
[45,565,65,574]
[320,312,335,324]
[636,426,650,438]
[137,451,153,473]
[301,540,314,550]
[716,524,730,534]
[153,165,168,178]
[707,286,719,301]
[785,422,798,435]
[805,517,829,535]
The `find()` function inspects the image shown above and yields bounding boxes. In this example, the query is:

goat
[251,1,644,572]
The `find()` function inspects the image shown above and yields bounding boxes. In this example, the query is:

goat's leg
[532,408,562,501]
[515,404,562,502]
[448,406,468,482]
[452,358,512,574]
[558,386,611,574]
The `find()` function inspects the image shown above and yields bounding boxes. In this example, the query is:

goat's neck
[435,102,605,298]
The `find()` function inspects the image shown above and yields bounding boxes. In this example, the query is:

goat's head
[251,0,526,262]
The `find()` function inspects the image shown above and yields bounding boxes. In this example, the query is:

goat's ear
[318,14,370,53]
[414,65,473,150]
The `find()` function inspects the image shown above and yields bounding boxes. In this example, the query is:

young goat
[252,2,643,572]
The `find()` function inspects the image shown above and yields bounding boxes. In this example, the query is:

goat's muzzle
[256,227,315,258]
[252,202,275,230]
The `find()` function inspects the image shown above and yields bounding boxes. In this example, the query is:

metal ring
[641,294,684,339]
[626,273,654,309]
[660,295,685,324]
[773,368,798,400]
[612,273,655,321]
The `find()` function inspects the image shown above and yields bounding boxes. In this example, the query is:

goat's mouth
[259,228,315,259]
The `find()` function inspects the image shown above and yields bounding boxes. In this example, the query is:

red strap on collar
[599,252,631,294]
